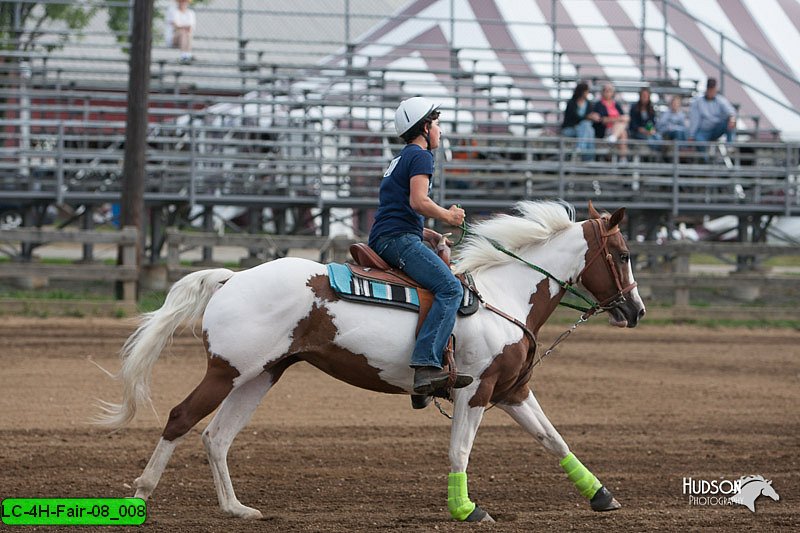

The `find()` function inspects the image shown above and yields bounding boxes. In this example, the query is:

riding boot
[412,367,472,395]
[413,335,472,395]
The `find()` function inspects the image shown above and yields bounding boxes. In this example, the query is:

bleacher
[1,0,799,242]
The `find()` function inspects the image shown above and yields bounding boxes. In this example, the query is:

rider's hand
[447,205,465,226]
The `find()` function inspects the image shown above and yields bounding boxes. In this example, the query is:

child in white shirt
[166,0,196,64]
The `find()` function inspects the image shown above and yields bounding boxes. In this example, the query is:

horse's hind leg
[133,356,239,500]
[202,367,286,519]
[498,389,621,511]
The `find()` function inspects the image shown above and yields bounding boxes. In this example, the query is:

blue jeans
[695,117,735,149]
[663,129,687,142]
[373,232,463,368]
[631,131,663,151]
[562,119,595,161]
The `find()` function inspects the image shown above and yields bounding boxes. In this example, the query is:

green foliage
[104,1,132,45]
[1,0,211,53]
[138,289,167,313]
[1,1,97,52]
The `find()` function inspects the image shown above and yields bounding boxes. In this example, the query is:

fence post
[56,122,64,205]
[672,140,679,216]
[166,227,180,274]
[557,136,565,197]
[674,247,690,307]
[81,205,94,262]
[121,226,138,302]
[331,236,350,263]
[785,144,793,217]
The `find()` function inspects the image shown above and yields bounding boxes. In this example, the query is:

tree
[1,1,211,53]
[0,2,97,52]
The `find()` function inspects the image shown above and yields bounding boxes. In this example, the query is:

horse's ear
[768,480,772,485]
[608,207,626,229]
[588,200,602,219]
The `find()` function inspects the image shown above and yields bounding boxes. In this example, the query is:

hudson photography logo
[682,475,780,512]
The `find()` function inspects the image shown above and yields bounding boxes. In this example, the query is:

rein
[485,239,601,315]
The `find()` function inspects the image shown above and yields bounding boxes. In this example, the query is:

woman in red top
[593,83,629,161]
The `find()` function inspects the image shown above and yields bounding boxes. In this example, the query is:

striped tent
[332,0,800,139]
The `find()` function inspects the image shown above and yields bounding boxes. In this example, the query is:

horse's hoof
[223,504,263,519]
[590,486,622,512]
[465,505,495,522]
[132,478,153,500]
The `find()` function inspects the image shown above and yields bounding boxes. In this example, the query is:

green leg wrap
[447,472,477,521]
[560,452,602,499]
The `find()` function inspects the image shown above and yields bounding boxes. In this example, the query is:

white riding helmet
[394,97,440,136]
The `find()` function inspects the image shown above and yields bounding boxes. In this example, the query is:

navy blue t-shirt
[368,144,435,248]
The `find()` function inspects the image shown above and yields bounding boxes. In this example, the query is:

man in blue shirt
[369,97,473,403]
[689,78,736,145]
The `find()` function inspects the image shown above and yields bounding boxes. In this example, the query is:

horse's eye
[619,253,630,262]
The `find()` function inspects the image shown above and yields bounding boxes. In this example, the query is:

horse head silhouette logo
[729,475,780,512]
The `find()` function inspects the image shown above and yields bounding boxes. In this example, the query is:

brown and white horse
[98,201,645,522]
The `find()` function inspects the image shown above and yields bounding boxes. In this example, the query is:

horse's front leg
[499,389,621,512]
[447,387,494,522]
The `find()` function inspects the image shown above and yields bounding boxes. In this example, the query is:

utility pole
[118,0,154,298]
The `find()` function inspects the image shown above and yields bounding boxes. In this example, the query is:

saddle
[347,233,456,337]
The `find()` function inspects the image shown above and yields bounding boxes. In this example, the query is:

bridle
[574,218,638,315]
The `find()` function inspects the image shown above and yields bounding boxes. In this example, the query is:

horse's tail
[95,268,235,429]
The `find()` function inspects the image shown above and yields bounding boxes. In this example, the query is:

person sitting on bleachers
[593,83,629,162]
[657,95,689,142]
[689,78,736,147]
[629,87,662,150]
[561,82,600,161]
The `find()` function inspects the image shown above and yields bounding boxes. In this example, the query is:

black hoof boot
[410,394,432,409]
[465,505,495,522]
[590,486,622,512]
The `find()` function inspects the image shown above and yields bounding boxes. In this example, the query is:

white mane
[453,201,576,274]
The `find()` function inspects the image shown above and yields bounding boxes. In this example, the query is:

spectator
[166,0,196,64]
[561,81,600,161]
[657,95,689,142]
[689,78,736,145]
[593,83,630,161]
[629,87,662,149]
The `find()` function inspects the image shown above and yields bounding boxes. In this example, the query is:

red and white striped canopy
[335,0,800,139]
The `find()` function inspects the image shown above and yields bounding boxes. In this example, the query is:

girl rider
[368,97,473,401]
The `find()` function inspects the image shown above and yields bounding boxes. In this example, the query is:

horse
[729,475,780,512]
[97,200,646,522]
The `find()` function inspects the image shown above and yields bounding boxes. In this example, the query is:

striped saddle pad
[326,263,478,315]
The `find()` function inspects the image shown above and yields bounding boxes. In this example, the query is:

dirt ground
[0,317,798,532]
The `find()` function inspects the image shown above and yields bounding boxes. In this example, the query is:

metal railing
[1,118,798,219]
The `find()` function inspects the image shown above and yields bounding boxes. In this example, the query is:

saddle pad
[326,263,478,315]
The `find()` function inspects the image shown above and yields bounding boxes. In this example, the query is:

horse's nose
[638,308,646,320]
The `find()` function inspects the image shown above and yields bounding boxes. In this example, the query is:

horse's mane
[453,201,576,274]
